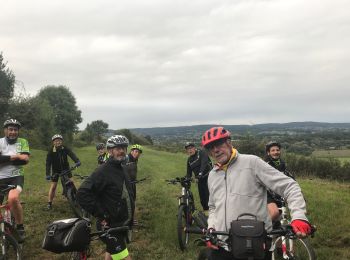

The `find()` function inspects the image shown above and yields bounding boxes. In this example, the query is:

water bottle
[4,209,12,224]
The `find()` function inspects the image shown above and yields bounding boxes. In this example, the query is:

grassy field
[17,146,350,259]
[312,149,350,164]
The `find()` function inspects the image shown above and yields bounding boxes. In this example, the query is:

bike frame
[0,185,21,258]
[58,167,77,197]
[277,197,293,259]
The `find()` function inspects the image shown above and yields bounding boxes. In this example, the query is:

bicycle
[0,184,22,259]
[56,165,87,218]
[187,222,316,260]
[270,196,316,260]
[166,176,196,251]
[68,225,130,260]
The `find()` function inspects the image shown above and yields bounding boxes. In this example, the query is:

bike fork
[281,236,294,259]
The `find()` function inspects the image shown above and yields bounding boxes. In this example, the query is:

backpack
[42,218,91,253]
[230,213,267,260]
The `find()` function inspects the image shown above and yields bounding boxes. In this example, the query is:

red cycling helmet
[201,127,231,148]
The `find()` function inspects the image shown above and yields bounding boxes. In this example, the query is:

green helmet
[130,144,143,153]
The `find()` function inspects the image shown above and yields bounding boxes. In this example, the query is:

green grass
[17,146,350,259]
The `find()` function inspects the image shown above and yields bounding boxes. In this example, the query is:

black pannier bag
[42,218,91,253]
[230,213,267,259]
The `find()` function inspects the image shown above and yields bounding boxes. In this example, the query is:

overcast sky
[1,0,349,129]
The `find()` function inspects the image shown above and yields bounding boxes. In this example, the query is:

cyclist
[77,135,134,260]
[202,127,312,259]
[124,144,143,200]
[265,141,295,222]
[185,142,212,213]
[45,134,81,210]
[265,141,286,172]
[96,143,109,164]
[0,119,29,242]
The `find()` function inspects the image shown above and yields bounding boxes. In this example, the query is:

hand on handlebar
[291,219,312,238]
[75,161,81,167]
[205,228,219,250]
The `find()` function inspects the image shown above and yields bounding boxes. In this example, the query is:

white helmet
[51,134,63,141]
[106,135,129,148]
[3,119,21,128]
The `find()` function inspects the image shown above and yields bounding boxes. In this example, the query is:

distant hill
[130,122,350,141]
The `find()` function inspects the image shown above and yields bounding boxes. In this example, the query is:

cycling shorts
[51,171,72,182]
[0,176,24,203]
[0,176,24,190]
[96,221,129,259]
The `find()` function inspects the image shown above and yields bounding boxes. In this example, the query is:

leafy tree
[0,52,16,122]
[37,85,82,142]
[144,135,153,145]
[115,129,134,144]
[8,94,56,148]
[81,120,109,143]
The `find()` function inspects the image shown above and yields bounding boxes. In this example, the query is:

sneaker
[46,202,52,210]
[16,226,25,243]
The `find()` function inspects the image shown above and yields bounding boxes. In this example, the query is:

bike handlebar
[186,224,317,238]
[90,226,130,238]
[73,173,89,180]
[130,177,149,184]
[165,176,193,185]
[57,164,80,177]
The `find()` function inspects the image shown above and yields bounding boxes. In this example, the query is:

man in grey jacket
[201,126,312,259]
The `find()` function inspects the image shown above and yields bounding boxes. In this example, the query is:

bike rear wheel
[177,204,192,251]
[272,236,316,260]
[0,232,21,260]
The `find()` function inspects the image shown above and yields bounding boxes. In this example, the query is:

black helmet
[106,135,129,149]
[3,119,21,129]
[185,142,195,149]
[265,141,281,153]
[96,143,105,150]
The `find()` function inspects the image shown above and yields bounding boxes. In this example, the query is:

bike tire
[0,233,22,260]
[177,204,190,251]
[66,187,84,218]
[272,236,316,260]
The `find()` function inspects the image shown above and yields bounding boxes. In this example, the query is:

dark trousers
[198,177,209,211]
[210,247,272,260]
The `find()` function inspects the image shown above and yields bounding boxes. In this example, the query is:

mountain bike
[187,222,316,260]
[166,176,196,251]
[270,196,316,260]
[57,165,88,218]
[68,225,130,260]
[0,185,22,259]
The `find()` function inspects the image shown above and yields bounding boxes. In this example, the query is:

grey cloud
[1,0,349,129]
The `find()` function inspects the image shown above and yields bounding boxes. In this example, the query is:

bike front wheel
[272,236,316,260]
[0,232,22,260]
[66,187,84,218]
[177,204,192,251]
